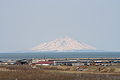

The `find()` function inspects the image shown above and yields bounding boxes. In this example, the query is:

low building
[32,61,54,66]
[16,59,31,65]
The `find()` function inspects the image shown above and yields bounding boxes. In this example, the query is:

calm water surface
[0,52,120,59]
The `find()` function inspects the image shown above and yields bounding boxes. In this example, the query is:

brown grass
[37,65,77,71]
[0,65,120,80]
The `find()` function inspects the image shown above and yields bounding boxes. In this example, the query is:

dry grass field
[0,65,120,80]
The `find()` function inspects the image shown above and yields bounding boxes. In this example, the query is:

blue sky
[0,0,120,52]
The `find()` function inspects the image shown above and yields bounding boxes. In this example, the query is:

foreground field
[0,65,120,80]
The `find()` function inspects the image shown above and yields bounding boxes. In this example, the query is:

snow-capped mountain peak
[30,37,96,51]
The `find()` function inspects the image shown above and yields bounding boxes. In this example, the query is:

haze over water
[0,52,120,60]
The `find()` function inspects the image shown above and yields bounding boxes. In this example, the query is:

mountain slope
[30,37,96,51]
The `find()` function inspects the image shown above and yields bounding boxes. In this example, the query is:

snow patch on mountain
[30,37,96,51]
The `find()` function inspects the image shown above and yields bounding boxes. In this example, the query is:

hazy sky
[0,0,120,52]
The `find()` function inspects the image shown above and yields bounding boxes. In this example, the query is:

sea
[0,52,120,60]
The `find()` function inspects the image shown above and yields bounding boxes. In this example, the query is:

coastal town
[0,58,120,69]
